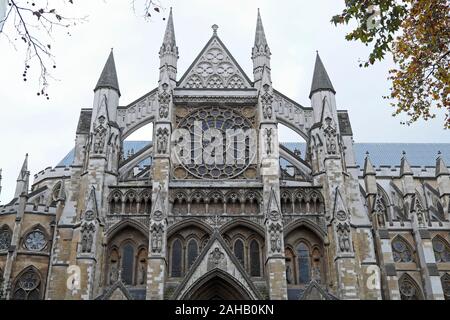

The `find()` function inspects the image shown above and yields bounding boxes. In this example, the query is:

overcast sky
[0,0,447,204]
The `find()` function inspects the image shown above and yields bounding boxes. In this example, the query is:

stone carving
[150,223,164,254]
[374,196,386,228]
[209,247,225,266]
[265,128,273,156]
[180,38,250,89]
[156,128,169,154]
[158,83,171,119]
[336,210,347,222]
[80,223,95,253]
[261,84,274,120]
[286,263,294,284]
[269,223,282,253]
[312,266,321,283]
[109,261,119,284]
[93,123,107,154]
[337,223,351,253]
[324,117,337,155]
[414,196,426,227]
[138,258,147,285]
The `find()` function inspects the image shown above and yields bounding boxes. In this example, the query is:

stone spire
[160,7,178,57]
[400,151,413,177]
[14,154,29,198]
[159,7,178,86]
[254,8,269,52]
[363,152,377,196]
[309,52,335,98]
[436,151,449,177]
[94,50,121,97]
[252,9,271,84]
[363,152,376,177]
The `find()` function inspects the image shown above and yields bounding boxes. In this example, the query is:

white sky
[0,0,448,204]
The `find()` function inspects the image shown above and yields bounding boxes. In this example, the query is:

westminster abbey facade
[0,9,449,300]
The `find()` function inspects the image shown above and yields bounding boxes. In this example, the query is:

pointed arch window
[432,237,450,263]
[12,268,42,300]
[187,239,199,269]
[392,238,414,263]
[171,239,183,277]
[121,244,135,285]
[234,239,245,266]
[297,243,310,284]
[399,274,422,300]
[0,226,12,251]
[250,240,261,277]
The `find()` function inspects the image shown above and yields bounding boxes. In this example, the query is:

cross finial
[212,24,219,35]
[402,150,406,157]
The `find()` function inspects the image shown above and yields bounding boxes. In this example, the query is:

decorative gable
[178,36,252,90]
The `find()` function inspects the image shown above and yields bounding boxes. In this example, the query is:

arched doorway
[180,269,254,300]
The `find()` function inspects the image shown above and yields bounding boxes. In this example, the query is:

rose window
[24,230,46,251]
[176,106,255,179]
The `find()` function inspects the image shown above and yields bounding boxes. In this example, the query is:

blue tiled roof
[58,141,450,168]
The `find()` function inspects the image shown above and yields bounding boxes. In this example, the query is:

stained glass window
[12,268,41,300]
[399,275,422,300]
[432,238,450,263]
[392,238,413,263]
[121,244,134,285]
[297,243,310,284]
[234,239,245,266]
[187,239,198,269]
[0,228,11,251]
[250,240,261,277]
[24,230,46,252]
[171,239,182,277]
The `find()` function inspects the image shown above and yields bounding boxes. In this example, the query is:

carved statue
[337,223,351,253]
[109,262,118,284]
[286,263,293,284]
[261,86,274,120]
[80,224,95,254]
[266,128,273,156]
[93,126,106,154]
[151,224,164,254]
[138,259,147,285]
[269,224,282,253]
[156,128,169,154]
[210,247,225,265]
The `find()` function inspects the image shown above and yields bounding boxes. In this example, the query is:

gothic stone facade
[1,10,450,300]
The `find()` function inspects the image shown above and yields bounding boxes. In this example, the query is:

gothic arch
[11,266,43,300]
[179,268,255,300]
[432,235,450,263]
[398,273,423,300]
[167,219,213,238]
[376,184,392,204]
[121,117,155,141]
[284,218,327,241]
[284,223,326,286]
[0,224,12,252]
[220,219,265,238]
[105,223,148,287]
[276,118,309,142]
[106,219,148,240]
[391,235,416,263]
